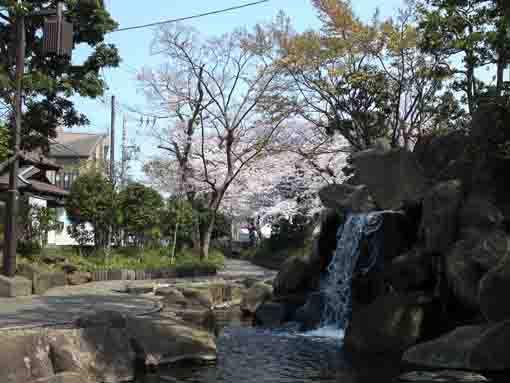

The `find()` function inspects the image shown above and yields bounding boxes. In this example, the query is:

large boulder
[0,332,53,383]
[459,195,505,238]
[445,240,484,312]
[420,180,463,253]
[240,282,273,315]
[348,148,427,210]
[386,249,434,292]
[478,256,510,322]
[32,373,91,383]
[316,209,344,272]
[403,320,510,371]
[47,327,136,383]
[414,130,470,182]
[254,302,287,327]
[344,293,437,354]
[127,316,217,366]
[294,291,323,331]
[318,184,376,213]
[273,255,320,297]
[470,230,510,272]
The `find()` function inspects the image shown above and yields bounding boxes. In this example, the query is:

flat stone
[0,275,32,297]
[399,370,489,383]
[32,372,91,383]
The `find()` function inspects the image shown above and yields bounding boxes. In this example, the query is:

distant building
[45,129,110,246]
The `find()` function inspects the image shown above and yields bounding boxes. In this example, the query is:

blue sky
[70,0,405,178]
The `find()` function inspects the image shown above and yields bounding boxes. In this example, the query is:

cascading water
[307,212,385,338]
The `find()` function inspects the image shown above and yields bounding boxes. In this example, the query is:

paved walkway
[0,258,275,330]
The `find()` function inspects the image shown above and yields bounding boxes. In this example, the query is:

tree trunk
[171,220,179,264]
[199,215,216,260]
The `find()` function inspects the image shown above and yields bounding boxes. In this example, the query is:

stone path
[0,258,275,330]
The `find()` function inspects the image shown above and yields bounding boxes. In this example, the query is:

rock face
[273,255,320,297]
[127,316,217,365]
[344,293,436,354]
[420,180,463,253]
[319,184,376,213]
[47,327,135,383]
[387,249,434,292]
[414,130,470,182]
[348,148,427,210]
[241,282,273,314]
[32,373,90,383]
[459,195,505,237]
[254,302,287,327]
[294,291,323,331]
[403,321,510,371]
[478,256,510,322]
[0,332,53,383]
[445,240,484,312]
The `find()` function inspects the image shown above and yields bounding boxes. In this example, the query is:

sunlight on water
[302,326,345,340]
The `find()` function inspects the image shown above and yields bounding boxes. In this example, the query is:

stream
[140,308,402,383]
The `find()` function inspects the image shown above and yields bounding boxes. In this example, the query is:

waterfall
[315,212,386,335]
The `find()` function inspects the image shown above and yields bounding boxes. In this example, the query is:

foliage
[18,246,225,273]
[17,240,41,257]
[118,182,164,246]
[17,196,59,245]
[267,214,312,252]
[65,169,115,248]
[417,0,510,114]
[0,122,9,161]
[0,0,121,151]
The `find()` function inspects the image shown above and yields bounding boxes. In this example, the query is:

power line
[110,0,270,33]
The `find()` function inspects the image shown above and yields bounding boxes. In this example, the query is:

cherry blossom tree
[138,24,293,258]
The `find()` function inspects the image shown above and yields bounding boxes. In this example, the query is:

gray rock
[344,293,435,354]
[32,372,91,383]
[0,275,32,297]
[470,230,510,272]
[446,241,484,311]
[403,320,510,371]
[240,282,273,315]
[348,148,427,210]
[459,195,504,236]
[387,249,434,291]
[273,255,320,297]
[75,310,127,329]
[399,370,489,383]
[420,180,463,253]
[127,316,217,366]
[479,256,510,322]
[254,302,287,326]
[47,327,136,383]
[294,292,323,331]
[66,272,91,286]
[318,184,376,213]
[0,332,53,383]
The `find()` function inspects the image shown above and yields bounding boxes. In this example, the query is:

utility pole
[3,6,25,277]
[110,95,115,181]
[121,114,127,186]
[2,1,75,277]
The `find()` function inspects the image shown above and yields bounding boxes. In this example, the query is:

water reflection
[148,324,401,383]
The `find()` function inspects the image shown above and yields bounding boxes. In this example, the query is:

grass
[15,246,225,274]
[239,239,312,270]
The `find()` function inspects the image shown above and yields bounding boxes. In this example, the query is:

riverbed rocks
[478,255,510,322]
[319,183,376,213]
[399,370,489,383]
[240,282,273,315]
[403,320,510,371]
[0,308,218,383]
[347,148,427,210]
[0,332,53,383]
[420,180,463,253]
[273,255,320,297]
[344,293,437,354]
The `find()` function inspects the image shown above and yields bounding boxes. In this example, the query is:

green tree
[0,0,120,150]
[160,196,194,262]
[418,0,510,114]
[118,182,164,247]
[65,170,115,250]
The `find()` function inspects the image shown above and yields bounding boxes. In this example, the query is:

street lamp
[2,1,75,277]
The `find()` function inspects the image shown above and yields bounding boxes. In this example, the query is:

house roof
[0,165,68,199]
[49,131,107,158]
